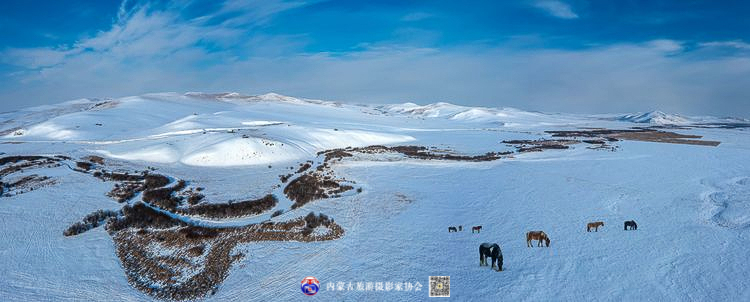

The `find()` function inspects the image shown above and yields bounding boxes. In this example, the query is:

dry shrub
[84,155,105,164]
[143,180,187,211]
[187,193,205,205]
[296,163,311,173]
[187,245,205,257]
[183,194,277,219]
[76,161,93,170]
[0,155,50,166]
[106,203,186,233]
[285,174,344,208]
[109,212,344,301]
[321,145,511,162]
[271,209,284,218]
[144,174,170,189]
[64,209,120,236]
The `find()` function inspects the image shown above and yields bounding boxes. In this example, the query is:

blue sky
[1,0,749,117]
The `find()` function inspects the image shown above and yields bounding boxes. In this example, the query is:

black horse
[479,243,503,271]
[448,226,458,232]
[624,220,638,230]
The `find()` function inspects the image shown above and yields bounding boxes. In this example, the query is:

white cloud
[1,3,749,118]
[533,0,579,19]
[699,40,750,50]
[645,39,684,53]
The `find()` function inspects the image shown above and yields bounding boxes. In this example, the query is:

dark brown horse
[624,220,637,230]
[472,226,482,233]
[479,243,503,271]
[587,221,604,232]
[448,226,458,232]
[526,231,550,247]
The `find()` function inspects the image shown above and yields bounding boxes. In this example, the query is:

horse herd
[449,220,638,272]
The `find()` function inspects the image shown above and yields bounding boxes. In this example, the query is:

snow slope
[616,110,691,124]
[1,93,749,301]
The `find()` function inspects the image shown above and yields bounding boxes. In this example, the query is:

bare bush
[64,209,120,236]
[182,195,277,219]
[106,203,186,233]
[76,161,93,170]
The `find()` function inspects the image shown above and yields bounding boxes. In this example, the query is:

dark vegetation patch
[109,210,343,301]
[63,209,120,236]
[547,128,720,146]
[318,149,353,162]
[284,174,353,209]
[0,155,52,166]
[286,144,513,210]
[83,155,105,165]
[144,174,170,189]
[185,189,205,206]
[279,173,293,183]
[95,172,170,203]
[96,171,146,182]
[180,194,277,219]
[323,145,512,162]
[301,212,334,236]
[106,203,186,233]
[76,161,93,170]
[143,180,187,211]
[108,182,142,203]
[689,122,750,129]
[0,156,63,196]
[296,162,312,173]
[581,139,619,151]
[1,156,60,176]
[1,174,54,196]
[502,139,580,153]
[4,153,347,300]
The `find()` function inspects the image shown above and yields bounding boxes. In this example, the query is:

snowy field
[1,93,748,301]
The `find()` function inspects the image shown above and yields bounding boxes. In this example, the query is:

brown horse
[586,221,604,232]
[526,231,550,247]
[472,226,482,233]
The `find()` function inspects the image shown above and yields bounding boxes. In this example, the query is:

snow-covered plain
[0,92,749,301]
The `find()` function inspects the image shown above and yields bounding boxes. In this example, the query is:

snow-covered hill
[1,93,749,301]
[616,110,691,124]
